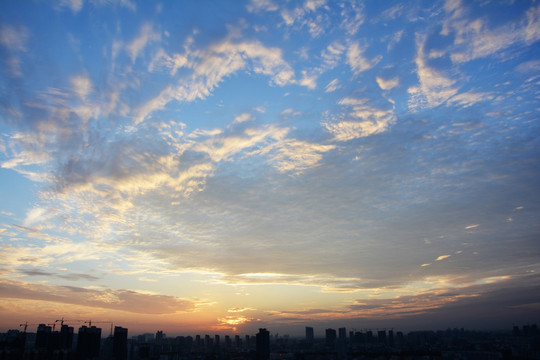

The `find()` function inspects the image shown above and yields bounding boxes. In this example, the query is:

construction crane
[55,318,85,328]
[19,322,41,333]
[84,321,114,336]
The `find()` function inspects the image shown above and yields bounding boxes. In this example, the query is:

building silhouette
[77,325,101,359]
[305,326,314,346]
[326,328,337,348]
[256,328,270,360]
[113,326,128,360]
[35,324,52,350]
[59,324,74,350]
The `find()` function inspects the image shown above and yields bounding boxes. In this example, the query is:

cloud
[346,41,381,74]
[0,25,29,52]
[233,113,253,124]
[0,279,197,314]
[323,97,396,141]
[267,274,540,327]
[57,0,84,13]
[376,76,399,90]
[408,34,458,110]
[339,0,364,35]
[321,42,346,70]
[280,5,326,36]
[127,23,161,63]
[0,24,29,76]
[435,254,451,261]
[217,272,397,293]
[246,0,278,13]
[261,138,335,174]
[135,30,297,124]
[228,307,255,313]
[325,78,340,93]
[92,0,137,11]
[23,207,55,228]
[18,268,100,281]
[442,1,540,63]
[71,75,93,100]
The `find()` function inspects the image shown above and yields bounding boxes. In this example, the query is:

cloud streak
[0,279,197,315]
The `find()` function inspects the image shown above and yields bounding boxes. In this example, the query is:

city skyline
[1,0,539,335]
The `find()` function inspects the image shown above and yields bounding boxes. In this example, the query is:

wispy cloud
[0,279,197,314]
[127,23,161,63]
[136,29,298,124]
[442,1,540,63]
[376,76,399,91]
[346,41,381,75]
[323,97,396,141]
[0,24,29,76]
[408,34,458,110]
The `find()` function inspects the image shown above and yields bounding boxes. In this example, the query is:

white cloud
[339,0,364,35]
[323,97,396,141]
[135,33,298,124]
[279,1,330,38]
[0,25,29,52]
[387,30,404,52]
[91,0,137,11]
[305,0,326,12]
[127,23,161,63]
[525,5,540,43]
[408,34,458,110]
[0,24,29,76]
[234,113,253,123]
[265,139,335,174]
[447,91,493,108]
[346,41,381,74]
[321,42,346,69]
[246,0,278,13]
[71,75,93,99]
[24,207,55,228]
[325,78,340,93]
[58,0,83,13]
[442,2,540,64]
[376,76,399,90]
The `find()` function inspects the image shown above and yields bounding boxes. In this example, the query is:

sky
[0,0,539,337]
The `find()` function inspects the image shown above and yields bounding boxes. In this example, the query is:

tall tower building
[113,326,128,360]
[35,324,52,349]
[305,327,314,345]
[77,325,101,359]
[325,328,337,348]
[256,328,270,360]
[59,324,74,350]
[338,328,346,340]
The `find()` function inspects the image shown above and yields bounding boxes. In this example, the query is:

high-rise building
[59,324,74,350]
[338,327,346,340]
[388,329,394,346]
[155,330,164,344]
[35,324,52,349]
[325,328,337,347]
[305,327,314,345]
[256,328,270,360]
[77,325,101,359]
[378,330,387,345]
[113,326,128,360]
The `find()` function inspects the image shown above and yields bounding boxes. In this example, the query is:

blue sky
[0,0,539,335]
